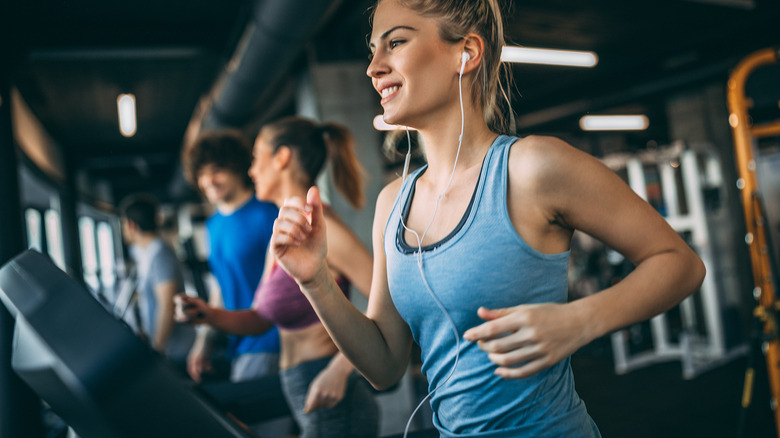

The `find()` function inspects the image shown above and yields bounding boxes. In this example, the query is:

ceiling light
[501,46,598,67]
[682,0,755,9]
[579,115,649,131]
[117,93,137,137]
[373,115,411,131]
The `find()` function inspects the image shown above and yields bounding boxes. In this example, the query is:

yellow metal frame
[727,47,780,434]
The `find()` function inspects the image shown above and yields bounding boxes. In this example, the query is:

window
[79,217,99,291]
[44,209,66,271]
[24,208,43,252]
[96,221,116,290]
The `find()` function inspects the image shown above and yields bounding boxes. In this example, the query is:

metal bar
[659,161,679,217]
[58,155,85,281]
[726,47,780,435]
[659,158,700,341]
[681,150,725,355]
[626,159,673,353]
[751,120,780,139]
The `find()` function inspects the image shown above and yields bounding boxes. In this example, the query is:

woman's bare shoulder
[377,177,404,214]
[510,135,581,162]
[507,135,583,187]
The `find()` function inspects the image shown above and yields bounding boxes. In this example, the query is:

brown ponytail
[321,123,365,209]
[262,116,365,210]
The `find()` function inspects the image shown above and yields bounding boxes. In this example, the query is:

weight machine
[727,47,780,437]
[603,142,747,380]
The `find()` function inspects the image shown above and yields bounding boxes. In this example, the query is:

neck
[216,187,253,215]
[416,105,496,186]
[134,232,158,249]
[271,178,309,208]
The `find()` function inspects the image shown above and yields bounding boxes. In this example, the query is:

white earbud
[459,52,470,75]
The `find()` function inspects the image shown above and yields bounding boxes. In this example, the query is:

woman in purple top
[176,117,378,437]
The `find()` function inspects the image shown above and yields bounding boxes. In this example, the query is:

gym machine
[727,47,780,437]
[603,143,747,380]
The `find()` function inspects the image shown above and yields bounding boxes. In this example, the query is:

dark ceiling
[5,0,780,204]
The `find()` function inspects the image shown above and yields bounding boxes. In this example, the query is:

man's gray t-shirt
[133,238,193,359]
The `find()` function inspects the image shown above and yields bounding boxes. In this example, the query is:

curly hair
[182,129,254,190]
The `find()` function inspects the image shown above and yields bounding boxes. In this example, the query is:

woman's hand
[272,186,329,287]
[463,302,593,379]
[174,293,210,325]
[186,336,213,382]
[303,363,350,413]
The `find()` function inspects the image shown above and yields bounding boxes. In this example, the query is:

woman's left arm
[464,135,705,378]
[322,210,373,298]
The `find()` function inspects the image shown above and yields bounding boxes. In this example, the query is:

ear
[459,33,485,75]
[122,219,137,238]
[273,145,293,170]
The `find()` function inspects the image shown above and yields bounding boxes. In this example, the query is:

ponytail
[262,116,365,210]
[321,123,365,209]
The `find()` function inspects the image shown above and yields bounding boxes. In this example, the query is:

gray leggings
[280,356,379,438]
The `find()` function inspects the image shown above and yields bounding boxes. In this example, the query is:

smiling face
[196,164,246,206]
[367,0,462,129]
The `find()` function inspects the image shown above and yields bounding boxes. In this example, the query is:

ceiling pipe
[176,0,343,201]
[201,0,343,129]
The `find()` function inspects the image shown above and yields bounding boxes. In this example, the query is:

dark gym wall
[0,70,45,438]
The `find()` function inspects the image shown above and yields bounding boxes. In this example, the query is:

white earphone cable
[401,54,467,438]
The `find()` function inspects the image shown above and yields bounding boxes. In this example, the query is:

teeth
[381,86,399,98]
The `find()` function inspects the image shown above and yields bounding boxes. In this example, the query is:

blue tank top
[207,196,280,358]
[385,135,600,437]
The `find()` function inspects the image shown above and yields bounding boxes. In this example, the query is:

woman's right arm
[174,294,272,336]
[272,184,413,390]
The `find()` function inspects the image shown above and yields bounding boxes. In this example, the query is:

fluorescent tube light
[579,115,649,131]
[117,93,137,137]
[682,0,755,9]
[501,46,598,67]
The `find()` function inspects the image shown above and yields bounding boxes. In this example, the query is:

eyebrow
[368,25,417,50]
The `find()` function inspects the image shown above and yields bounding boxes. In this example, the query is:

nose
[366,50,388,80]
[248,163,258,182]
